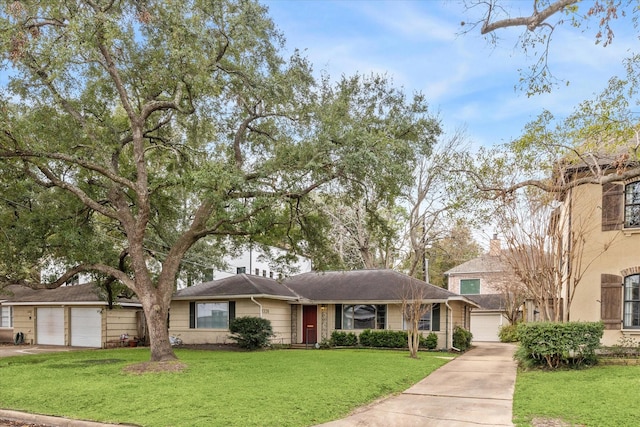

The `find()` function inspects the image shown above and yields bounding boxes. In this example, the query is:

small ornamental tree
[228,317,274,351]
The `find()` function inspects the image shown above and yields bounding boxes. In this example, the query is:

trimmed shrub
[358,329,438,350]
[498,324,520,343]
[228,316,274,350]
[452,326,473,351]
[359,330,406,348]
[422,332,439,350]
[515,321,604,369]
[330,331,358,347]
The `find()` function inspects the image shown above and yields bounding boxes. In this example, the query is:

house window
[624,274,640,329]
[403,303,440,331]
[189,301,236,329]
[341,304,386,330]
[625,182,640,228]
[460,279,480,294]
[0,306,12,328]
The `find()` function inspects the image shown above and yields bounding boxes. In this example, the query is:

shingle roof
[174,274,298,300]
[444,254,511,275]
[466,294,506,311]
[0,285,39,301]
[284,269,459,302]
[1,283,139,305]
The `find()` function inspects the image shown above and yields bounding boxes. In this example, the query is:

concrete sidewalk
[318,342,517,427]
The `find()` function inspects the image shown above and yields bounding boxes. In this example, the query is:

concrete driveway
[0,344,87,358]
[318,342,518,427]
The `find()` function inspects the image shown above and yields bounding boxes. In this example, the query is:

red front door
[302,305,317,344]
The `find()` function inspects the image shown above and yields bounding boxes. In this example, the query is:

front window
[403,304,440,331]
[624,274,640,328]
[0,306,12,328]
[460,279,480,295]
[342,304,386,330]
[196,302,230,329]
[625,182,640,228]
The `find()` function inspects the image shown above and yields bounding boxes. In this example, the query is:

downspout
[445,301,461,352]
[251,296,263,318]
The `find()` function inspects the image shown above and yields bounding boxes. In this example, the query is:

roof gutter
[445,301,461,352]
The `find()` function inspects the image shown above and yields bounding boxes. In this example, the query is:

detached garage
[466,294,510,343]
[3,283,142,348]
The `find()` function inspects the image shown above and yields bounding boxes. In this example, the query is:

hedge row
[515,321,604,369]
[330,329,439,350]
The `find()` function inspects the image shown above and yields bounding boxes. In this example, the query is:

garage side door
[470,312,505,342]
[71,307,102,348]
[36,307,65,345]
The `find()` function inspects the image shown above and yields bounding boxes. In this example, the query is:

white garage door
[71,307,102,348]
[37,307,65,345]
[471,312,506,342]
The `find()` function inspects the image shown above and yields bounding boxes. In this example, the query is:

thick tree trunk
[138,291,177,362]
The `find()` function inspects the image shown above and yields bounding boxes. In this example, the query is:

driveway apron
[318,342,517,427]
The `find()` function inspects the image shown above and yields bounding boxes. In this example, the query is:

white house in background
[206,244,313,282]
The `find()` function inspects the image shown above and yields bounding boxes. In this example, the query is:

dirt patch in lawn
[123,360,188,375]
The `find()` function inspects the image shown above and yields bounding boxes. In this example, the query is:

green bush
[422,332,438,350]
[228,316,274,350]
[358,330,438,350]
[498,324,520,343]
[330,331,358,347]
[515,321,604,369]
[452,326,473,351]
[359,330,406,348]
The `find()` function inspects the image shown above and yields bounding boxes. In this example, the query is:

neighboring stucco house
[554,163,640,346]
[169,269,478,350]
[1,283,142,347]
[445,236,522,341]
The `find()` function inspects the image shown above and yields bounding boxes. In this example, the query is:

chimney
[489,234,501,256]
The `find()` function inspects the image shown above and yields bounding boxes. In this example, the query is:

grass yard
[514,364,640,426]
[0,348,453,427]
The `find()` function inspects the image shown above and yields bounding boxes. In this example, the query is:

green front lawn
[0,348,452,427]
[514,364,640,426]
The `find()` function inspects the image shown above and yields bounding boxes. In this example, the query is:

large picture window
[0,306,12,328]
[189,301,235,329]
[624,274,640,329]
[625,182,640,228]
[341,304,386,330]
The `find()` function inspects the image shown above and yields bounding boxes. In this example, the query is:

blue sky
[264,0,637,149]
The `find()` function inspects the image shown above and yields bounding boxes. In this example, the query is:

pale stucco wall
[564,181,640,346]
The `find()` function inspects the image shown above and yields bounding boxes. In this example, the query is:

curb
[0,409,138,427]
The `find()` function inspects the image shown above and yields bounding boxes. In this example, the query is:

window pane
[624,302,640,328]
[342,305,376,329]
[376,305,386,329]
[460,279,480,294]
[418,305,432,330]
[625,182,640,227]
[196,302,229,329]
[624,275,640,328]
[0,306,11,328]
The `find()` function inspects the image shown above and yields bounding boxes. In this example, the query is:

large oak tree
[0,1,438,361]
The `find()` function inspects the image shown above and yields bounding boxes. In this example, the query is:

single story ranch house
[170,269,478,349]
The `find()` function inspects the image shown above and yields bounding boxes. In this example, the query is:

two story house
[555,161,640,345]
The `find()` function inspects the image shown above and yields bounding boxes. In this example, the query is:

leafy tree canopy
[0,0,440,360]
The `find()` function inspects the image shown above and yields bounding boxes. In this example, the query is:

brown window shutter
[602,183,623,231]
[601,274,623,330]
